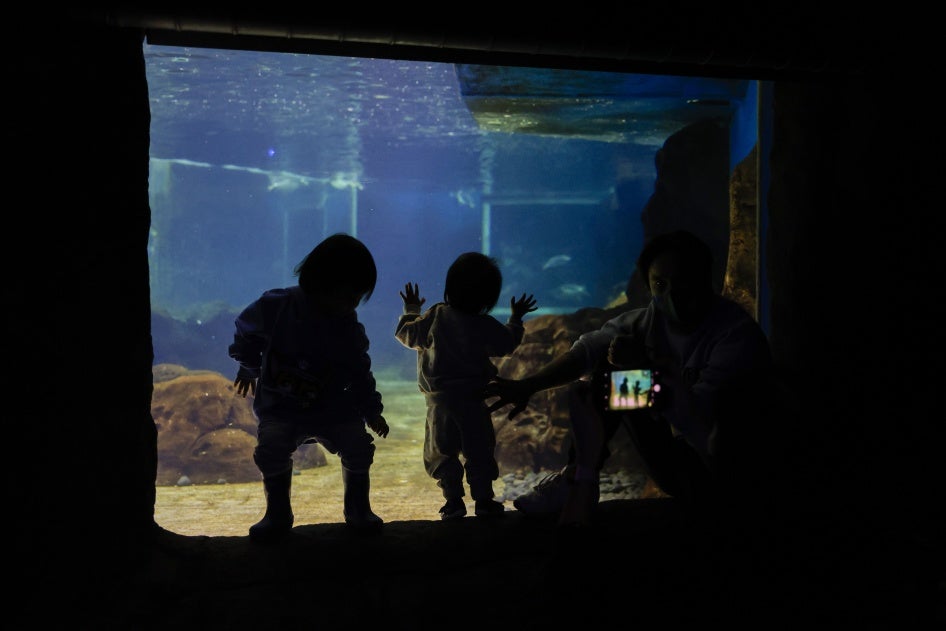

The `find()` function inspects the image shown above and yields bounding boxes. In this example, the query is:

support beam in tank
[481,201,491,256]
[486,193,607,206]
[349,184,358,237]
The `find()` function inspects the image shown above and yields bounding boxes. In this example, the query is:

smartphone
[602,368,658,411]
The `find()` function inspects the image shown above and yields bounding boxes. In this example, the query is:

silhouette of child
[230,233,389,541]
[395,252,537,519]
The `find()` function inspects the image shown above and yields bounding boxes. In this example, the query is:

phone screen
[605,369,657,411]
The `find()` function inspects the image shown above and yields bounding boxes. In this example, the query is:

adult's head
[294,233,377,313]
[444,252,502,315]
[636,229,715,331]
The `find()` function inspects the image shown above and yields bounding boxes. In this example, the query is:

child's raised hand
[399,282,425,308]
[233,373,257,398]
[510,293,538,319]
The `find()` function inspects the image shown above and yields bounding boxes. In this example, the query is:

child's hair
[293,233,377,303]
[444,251,502,315]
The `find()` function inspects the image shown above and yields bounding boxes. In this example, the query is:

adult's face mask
[652,293,680,324]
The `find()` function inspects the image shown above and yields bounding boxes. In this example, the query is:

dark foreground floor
[13,498,944,630]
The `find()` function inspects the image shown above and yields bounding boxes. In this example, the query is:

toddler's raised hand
[510,293,538,320]
[399,282,425,309]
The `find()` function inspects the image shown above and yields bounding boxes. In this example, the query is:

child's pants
[423,391,499,501]
[254,416,376,478]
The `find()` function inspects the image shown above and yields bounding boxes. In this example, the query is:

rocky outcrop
[640,118,732,289]
[491,305,636,472]
[152,365,326,485]
[723,144,759,316]
[490,119,747,475]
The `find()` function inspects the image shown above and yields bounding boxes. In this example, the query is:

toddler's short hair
[444,252,502,315]
[294,233,377,303]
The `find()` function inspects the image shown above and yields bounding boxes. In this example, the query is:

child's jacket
[230,286,383,424]
[395,302,524,397]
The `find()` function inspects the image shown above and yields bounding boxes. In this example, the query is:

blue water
[144,43,749,378]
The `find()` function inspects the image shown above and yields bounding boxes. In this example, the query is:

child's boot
[471,481,505,517]
[249,469,294,543]
[342,467,383,534]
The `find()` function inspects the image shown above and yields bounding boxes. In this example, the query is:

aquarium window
[145,42,758,535]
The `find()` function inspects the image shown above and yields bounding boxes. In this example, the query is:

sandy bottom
[155,379,517,536]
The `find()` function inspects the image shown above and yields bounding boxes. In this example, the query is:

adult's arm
[485,348,587,419]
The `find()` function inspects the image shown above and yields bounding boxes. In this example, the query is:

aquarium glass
[144,42,754,532]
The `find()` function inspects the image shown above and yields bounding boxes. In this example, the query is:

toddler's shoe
[474,499,506,517]
[439,498,467,520]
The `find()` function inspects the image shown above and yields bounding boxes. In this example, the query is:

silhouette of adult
[487,230,775,527]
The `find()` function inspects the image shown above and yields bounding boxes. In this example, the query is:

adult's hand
[607,334,646,368]
[484,376,534,420]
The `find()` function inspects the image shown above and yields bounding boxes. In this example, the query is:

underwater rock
[492,119,754,475]
[723,144,758,316]
[492,304,638,473]
[151,307,240,377]
[640,119,731,289]
[151,366,327,485]
[152,363,196,383]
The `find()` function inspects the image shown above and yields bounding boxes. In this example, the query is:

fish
[263,169,324,193]
[450,188,479,208]
[266,172,312,192]
[541,254,572,270]
[552,283,591,302]
[329,172,364,190]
